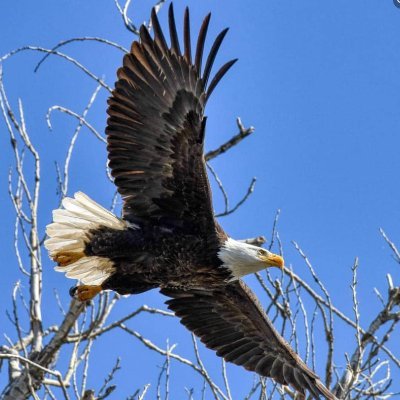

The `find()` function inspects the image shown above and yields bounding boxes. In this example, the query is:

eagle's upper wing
[161,280,336,400]
[106,5,236,234]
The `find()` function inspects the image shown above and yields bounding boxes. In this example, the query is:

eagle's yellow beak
[262,253,284,269]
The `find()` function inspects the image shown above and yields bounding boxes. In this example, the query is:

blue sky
[1,0,400,398]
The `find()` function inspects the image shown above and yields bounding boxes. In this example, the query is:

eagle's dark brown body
[85,225,230,294]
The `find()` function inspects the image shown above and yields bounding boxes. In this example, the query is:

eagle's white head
[218,238,284,280]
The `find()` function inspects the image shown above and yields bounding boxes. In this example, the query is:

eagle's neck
[218,238,264,280]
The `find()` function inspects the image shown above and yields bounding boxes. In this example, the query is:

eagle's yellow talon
[75,285,102,302]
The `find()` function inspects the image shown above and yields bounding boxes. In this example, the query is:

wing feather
[168,4,181,56]
[183,7,192,63]
[203,28,230,87]
[195,13,211,73]
[151,8,169,55]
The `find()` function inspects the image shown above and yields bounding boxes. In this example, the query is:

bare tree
[1,1,399,399]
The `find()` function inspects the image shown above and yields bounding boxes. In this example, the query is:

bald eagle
[44,5,336,399]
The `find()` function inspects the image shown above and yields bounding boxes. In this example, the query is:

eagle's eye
[257,249,268,257]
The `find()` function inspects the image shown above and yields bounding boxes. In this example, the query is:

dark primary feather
[168,5,181,55]
[106,4,236,236]
[195,13,211,73]
[183,7,192,63]
[162,281,337,400]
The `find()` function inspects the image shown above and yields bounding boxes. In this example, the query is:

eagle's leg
[70,285,102,301]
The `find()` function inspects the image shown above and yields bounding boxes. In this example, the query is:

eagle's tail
[44,192,126,286]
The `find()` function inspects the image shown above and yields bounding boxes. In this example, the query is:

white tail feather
[45,192,126,285]
[55,257,114,285]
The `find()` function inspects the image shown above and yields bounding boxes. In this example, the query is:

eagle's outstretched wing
[161,280,336,400]
[106,4,236,235]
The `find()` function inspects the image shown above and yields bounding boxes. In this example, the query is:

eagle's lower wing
[161,280,336,400]
[106,5,236,235]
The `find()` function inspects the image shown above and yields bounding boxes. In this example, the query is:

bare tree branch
[205,117,255,161]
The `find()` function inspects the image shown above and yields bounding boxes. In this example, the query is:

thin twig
[205,117,255,161]
[34,37,128,72]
